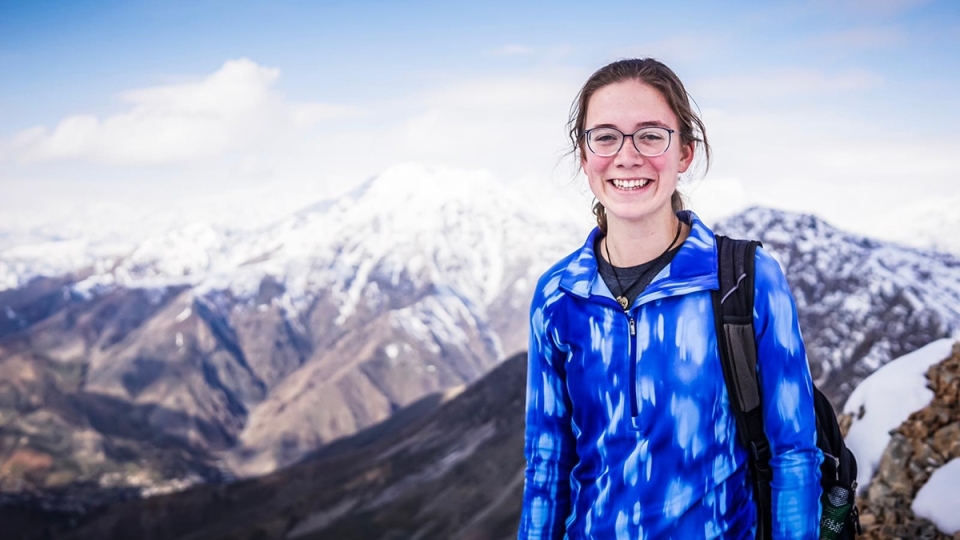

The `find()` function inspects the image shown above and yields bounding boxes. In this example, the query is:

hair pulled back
[568,58,710,233]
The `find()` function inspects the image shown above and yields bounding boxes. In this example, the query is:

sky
[1,0,958,248]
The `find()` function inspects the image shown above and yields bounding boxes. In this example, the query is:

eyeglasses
[583,126,675,157]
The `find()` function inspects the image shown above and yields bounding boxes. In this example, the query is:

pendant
[617,296,629,310]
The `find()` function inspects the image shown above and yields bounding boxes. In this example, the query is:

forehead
[585,79,677,128]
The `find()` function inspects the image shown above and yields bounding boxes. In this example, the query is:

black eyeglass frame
[583,126,676,157]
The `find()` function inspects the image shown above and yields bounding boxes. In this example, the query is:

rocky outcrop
[857,342,960,539]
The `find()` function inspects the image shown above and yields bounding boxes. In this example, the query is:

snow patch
[843,339,956,494]
[911,457,960,535]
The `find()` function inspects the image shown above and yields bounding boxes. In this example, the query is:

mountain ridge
[714,206,960,405]
[1,166,958,499]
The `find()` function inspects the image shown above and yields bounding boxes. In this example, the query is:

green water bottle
[819,485,853,540]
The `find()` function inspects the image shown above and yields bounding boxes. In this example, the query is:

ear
[677,140,695,173]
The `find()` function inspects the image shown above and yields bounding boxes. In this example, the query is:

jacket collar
[558,211,720,307]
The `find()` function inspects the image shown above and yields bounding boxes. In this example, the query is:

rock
[856,342,960,540]
[932,423,960,459]
[838,411,853,437]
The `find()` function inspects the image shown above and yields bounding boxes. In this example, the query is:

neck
[604,212,687,267]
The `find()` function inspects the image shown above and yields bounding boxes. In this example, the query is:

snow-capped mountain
[0,163,587,484]
[714,207,960,405]
[2,164,959,494]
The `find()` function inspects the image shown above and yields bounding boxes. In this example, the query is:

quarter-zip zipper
[627,313,639,419]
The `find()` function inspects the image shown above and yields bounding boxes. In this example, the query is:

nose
[614,136,645,166]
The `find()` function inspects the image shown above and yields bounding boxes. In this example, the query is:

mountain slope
[714,207,960,405]
[3,172,960,495]
[8,352,527,540]
[21,339,960,540]
[0,163,584,487]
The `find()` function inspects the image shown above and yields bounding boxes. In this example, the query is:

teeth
[612,178,651,189]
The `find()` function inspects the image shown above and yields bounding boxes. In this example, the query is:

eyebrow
[589,120,672,130]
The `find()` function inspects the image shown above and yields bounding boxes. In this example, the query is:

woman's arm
[518,283,577,540]
[752,247,823,539]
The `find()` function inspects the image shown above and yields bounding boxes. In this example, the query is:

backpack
[712,235,862,540]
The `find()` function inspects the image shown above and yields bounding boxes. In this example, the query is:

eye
[637,131,666,141]
[590,129,621,145]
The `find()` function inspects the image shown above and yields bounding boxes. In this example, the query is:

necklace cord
[604,219,683,310]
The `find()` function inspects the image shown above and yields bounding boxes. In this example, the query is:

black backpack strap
[814,386,863,538]
[713,235,773,540]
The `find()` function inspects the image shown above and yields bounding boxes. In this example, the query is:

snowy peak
[346,163,504,209]
[715,206,960,405]
[0,164,592,484]
[48,164,579,305]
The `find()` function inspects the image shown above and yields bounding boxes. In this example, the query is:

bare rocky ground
[855,342,960,540]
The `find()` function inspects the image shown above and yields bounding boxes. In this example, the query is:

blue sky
[1,0,958,246]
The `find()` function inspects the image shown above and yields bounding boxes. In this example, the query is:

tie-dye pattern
[519,212,822,539]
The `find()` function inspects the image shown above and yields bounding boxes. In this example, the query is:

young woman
[519,59,822,539]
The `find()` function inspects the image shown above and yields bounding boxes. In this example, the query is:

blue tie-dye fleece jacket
[519,211,822,539]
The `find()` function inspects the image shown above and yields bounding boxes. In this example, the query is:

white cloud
[2,55,955,255]
[392,75,580,178]
[809,26,906,50]
[705,106,960,180]
[698,103,960,241]
[684,176,753,225]
[492,44,534,56]
[613,32,734,64]
[699,68,882,103]
[4,58,358,166]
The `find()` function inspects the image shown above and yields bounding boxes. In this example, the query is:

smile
[610,178,651,190]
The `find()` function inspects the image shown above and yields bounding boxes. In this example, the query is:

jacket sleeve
[752,247,823,539]
[518,281,577,540]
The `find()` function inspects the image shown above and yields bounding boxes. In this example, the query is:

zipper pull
[629,317,636,336]
[823,451,841,481]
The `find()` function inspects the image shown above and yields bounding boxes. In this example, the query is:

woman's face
[581,79,694,231]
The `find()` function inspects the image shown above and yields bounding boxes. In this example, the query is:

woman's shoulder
[532,229,600,298]
[752,245,790,291]
[532,251,576,301]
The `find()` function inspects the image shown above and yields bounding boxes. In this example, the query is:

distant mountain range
[1,163,959,506]
[0,164,583,494]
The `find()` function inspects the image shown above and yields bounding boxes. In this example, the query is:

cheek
[645,155,672,173]
[583,155,612,178]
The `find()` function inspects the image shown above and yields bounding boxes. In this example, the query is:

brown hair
[568,58,710,233]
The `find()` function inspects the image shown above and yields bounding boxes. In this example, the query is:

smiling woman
[518,58,823,540]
